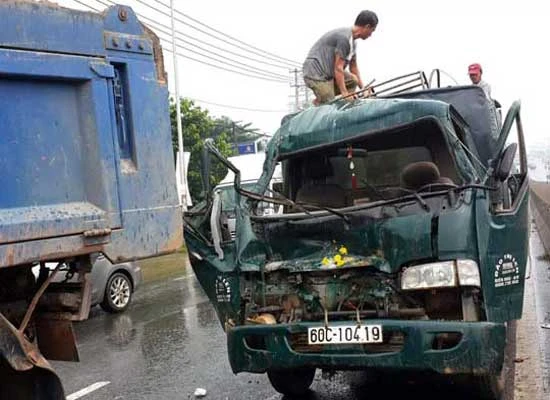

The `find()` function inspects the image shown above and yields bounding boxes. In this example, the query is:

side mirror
[495,143,517,181]
[203,139,244,199]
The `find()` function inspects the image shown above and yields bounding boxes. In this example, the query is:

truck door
[477,101,529,322]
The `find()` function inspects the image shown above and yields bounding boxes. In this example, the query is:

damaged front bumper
[227,319,505,375]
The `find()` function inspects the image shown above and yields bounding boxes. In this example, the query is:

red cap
[468,63,482,74]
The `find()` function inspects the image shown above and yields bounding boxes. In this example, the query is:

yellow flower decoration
[339,246,348,255]
[322,257,331,266]
[334,254,345,267]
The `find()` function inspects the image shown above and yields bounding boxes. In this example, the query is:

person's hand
[342,91,358,101]
[364,86,374,98]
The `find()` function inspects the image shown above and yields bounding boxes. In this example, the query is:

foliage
[169,98,263,203]
[170,98,232,202]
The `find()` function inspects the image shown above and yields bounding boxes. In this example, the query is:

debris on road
[194,388,207,397]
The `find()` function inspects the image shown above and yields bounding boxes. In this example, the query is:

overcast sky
[59,0,548,148]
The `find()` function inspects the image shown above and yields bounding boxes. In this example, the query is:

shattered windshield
[247,117,474,215]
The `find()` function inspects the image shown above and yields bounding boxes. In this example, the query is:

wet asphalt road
[530,221,550,395]
[53,227,550,400]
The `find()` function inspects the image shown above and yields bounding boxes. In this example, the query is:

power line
[84,0,288,83]
[158,38,288,83]
[136,15,289,80]
[95,0,290,81]
[135,10,292,70]
[75,0,299,71]
[134,0,301,68]
[72,0,101,12]
[150,0,300,67]
[190,97,287,113]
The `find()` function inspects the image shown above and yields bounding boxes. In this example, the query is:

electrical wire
[136,11,292,71]
[72,0,101,12]
[135,0,300,68]
[137,16,289,80]
[158,38,288,83]
[70,0,290,83]
[190,97,287,113]
[94,0,290,81]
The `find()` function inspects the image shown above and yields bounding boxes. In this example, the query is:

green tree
[170,98,233,203]
[212,116,263,144]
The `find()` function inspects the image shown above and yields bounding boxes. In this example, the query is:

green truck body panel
[227,320,505,374]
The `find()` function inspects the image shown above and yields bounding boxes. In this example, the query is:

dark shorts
[304,71,358,104]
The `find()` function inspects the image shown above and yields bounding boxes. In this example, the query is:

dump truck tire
[0,356,64,400]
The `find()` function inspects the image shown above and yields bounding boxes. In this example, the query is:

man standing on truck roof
[468,63,492,99]
[303,10,378,105]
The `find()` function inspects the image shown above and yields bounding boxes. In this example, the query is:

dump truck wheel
[267,368,315,397]
[0,356,64,400]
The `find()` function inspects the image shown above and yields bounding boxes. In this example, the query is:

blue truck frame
[0,2,182,398]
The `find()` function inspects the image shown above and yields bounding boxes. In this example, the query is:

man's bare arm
[334,55,349,97]
[349,57,363,89]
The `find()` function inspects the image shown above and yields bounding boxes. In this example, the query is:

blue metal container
[0,2,182,267]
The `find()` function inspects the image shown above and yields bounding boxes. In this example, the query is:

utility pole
[170,0,187,210]
[289,69,312,112]
[291,68,299,112]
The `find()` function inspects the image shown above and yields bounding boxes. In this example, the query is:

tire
[100,272,132,313]
[267,368,315,397]
[471,374,504,400]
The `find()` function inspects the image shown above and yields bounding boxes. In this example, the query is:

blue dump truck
[0,2,182,398]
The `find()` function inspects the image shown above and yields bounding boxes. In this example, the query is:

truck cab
[185,72,528,399]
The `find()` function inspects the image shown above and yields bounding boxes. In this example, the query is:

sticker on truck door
[494,253,520,287]
[215,276,232,302]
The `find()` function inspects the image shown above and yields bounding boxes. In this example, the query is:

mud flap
[0,313,65,400]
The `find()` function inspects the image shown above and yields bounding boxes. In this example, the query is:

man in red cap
[468,63,491,99]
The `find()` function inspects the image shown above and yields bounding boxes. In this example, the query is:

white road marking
[264,395,280,400]
[66,381,110,400]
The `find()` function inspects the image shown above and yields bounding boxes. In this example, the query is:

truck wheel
[267,368,315,397]
[100,272,132,313]
[471,374,503,400]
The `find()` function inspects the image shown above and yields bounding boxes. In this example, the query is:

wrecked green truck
[184,76,528,399]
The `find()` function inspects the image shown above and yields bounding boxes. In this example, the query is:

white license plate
[308,325,383,345]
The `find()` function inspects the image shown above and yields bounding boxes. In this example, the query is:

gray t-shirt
[303,27,355,81]
[477,80,492,99]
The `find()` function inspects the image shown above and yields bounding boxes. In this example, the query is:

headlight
[457,259,481,287]
[401,261,456,290]
[401,259,481,290]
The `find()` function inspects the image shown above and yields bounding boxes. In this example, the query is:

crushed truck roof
[274,98,456,157]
